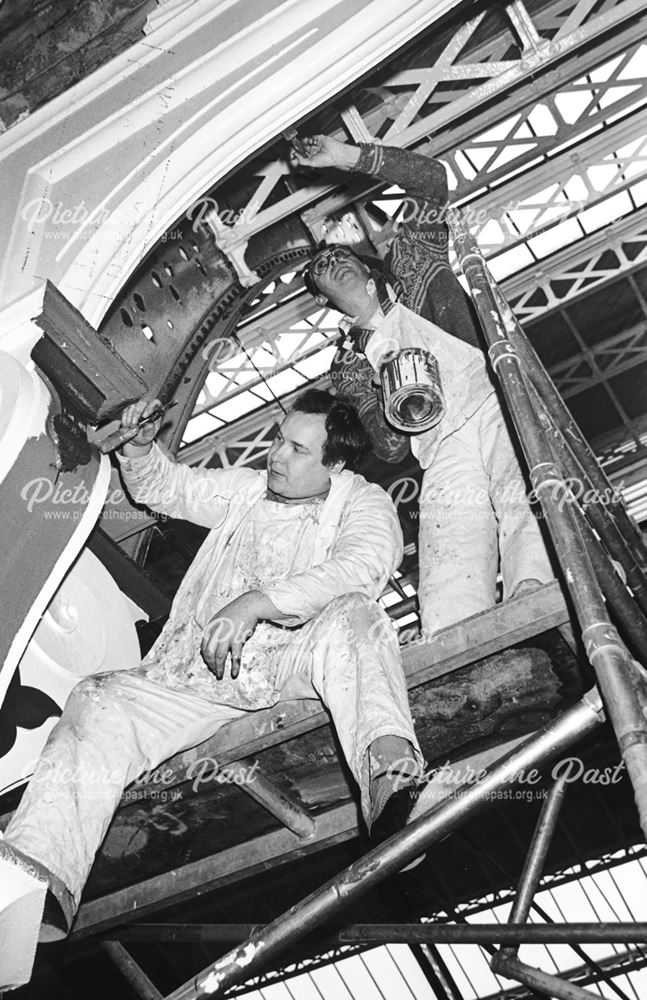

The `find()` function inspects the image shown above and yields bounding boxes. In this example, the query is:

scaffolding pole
[493,955,601,1000]
[165,692,602,1000]
[491,776,575,993]
[101,941,164,1000]
[521,380,647,636]
[451,211,647,842]
[492,281,647,582]
[161,215,647,1000]
[499,776,568,937]
[517,350,647,618]
[110,922,647,946]
[450,210,647,1000]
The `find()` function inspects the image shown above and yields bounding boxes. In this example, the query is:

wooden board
[65,582,590,937]
[125,581,573,791]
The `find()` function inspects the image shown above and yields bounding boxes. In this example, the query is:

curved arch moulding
[0,0,459,792]
[0,0,459,356]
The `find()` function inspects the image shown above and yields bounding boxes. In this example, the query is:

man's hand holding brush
[103,398,174,456]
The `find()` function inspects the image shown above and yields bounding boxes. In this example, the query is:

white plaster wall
[0,0,460,787]
[0,0,459,355]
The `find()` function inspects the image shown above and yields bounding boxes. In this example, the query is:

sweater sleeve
[329,344,410,463]
[355,142,449,226]
[261,481,403,626]
[354,143,483,348]
[116,443,261,529]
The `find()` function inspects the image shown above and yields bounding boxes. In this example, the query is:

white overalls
[5,445,421,913]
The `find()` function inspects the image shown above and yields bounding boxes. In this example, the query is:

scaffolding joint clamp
[488,340,519,371]
[582,687,605,719]
[617,730,647,751]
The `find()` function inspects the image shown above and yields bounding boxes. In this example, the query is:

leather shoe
[369,784,426,870]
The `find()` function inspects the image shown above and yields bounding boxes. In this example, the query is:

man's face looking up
[266,410,341,501]
[308,246,376,318]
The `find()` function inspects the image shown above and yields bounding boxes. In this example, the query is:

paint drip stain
[202,942,261,995]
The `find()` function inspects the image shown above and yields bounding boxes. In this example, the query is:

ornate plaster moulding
[0,0,460,356]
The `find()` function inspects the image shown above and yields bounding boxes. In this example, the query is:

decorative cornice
[0,0,460,342]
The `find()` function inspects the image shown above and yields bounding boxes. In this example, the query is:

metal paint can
[380,348,445,433]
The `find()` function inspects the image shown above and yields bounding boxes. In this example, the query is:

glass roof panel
[554,89,593,125]
[294,346,338,379]
[462,146,499,171]
[528,103,558,136]
[487,244,535,281]
[580,190,633,232]
[182,412,224,444]
[527,217,584,258]
[590,53,624,83]
[620,44,647,78]
[209,392,266,424]
[262,368,308,397]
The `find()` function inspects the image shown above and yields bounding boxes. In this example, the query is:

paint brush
[96,400,178,453]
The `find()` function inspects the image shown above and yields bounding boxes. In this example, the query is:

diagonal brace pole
[491,281,647,597]
[490,775,588,996]
[451,211,647,841]
[101,941,164,1000]
[164,692,603,1000]
[498,775,568,953]
[495,954,605,1000]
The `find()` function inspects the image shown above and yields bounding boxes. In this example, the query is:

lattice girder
[549,321,647,397]
[207,0,647,257]
[457,112,647,256]
[91,0,647,543]
[192,299,341,419]
[506,208,647,322]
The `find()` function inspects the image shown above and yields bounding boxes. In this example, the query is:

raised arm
[116,398,260,528]
[290,135,449,229]
[117,442,261,528]
[355,143,448,218]
[291,134,480,346]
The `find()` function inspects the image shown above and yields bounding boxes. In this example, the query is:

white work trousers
[417,393,553,633]
[4,594,420,913]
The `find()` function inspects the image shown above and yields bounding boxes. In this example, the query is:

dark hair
[302,242,396,304]
[302,254,323,298]
[291,388,369,471]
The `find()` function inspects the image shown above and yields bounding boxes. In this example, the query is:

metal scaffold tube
[564,494,647,660]
[492,776,574,989]
[451,211,647,841]
[165,693,603,1000]
[494,954,602,1000]
[100,942,164,1000]
[111,921,647,946]
[491,283,647,578]
[501,776,568,932]
[491,283,647,618]
[525,375,647,624]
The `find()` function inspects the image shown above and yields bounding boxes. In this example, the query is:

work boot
[0,834,75,990]
[367,736,425,870]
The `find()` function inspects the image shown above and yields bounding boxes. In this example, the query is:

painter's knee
[62,672,127,732]
[327,592,374,614]
[321,592,386,630]
[330,592,396,645]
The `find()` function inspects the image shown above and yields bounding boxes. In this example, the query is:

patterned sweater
[330,143,487,462]
[356,143,482,346]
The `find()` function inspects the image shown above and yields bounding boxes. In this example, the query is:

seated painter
[291,135,554,633]
[0,388,423,984]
